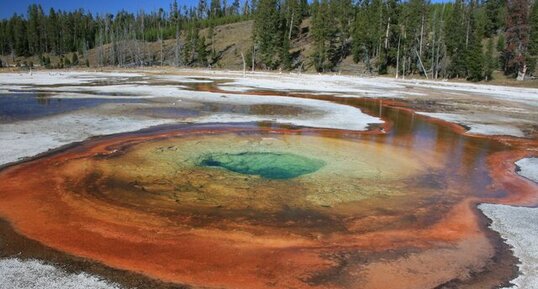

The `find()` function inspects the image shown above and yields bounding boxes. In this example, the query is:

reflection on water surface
[0,92,145,122]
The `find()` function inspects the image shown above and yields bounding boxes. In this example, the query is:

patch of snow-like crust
[210,71,538,104]
[0,71,387,167]
[515,158,538,183]
[478,158,538,289]
[0,113,173,166]
[478,204,538,289]
[38,84,188,98]
[0,258,121,289]
[217,73,406,98]
[3,82,383,133]
[466,124,525,137]
[153,75,213,83]
[400,79,538,107]
[0,71,142,86]
[175,90,383,130]
[416,112,526,137]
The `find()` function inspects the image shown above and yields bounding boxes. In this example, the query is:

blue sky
[1,0,451,19]
[0,0,198,19]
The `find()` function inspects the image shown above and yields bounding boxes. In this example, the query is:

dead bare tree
[241,51,246,77]
[175,32,180,66]
[415,49,428,79]
[251,45,255,72]
[396,31,401,79]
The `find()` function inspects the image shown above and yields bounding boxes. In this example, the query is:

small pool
[199,152,326,179]
[0,93,144,122]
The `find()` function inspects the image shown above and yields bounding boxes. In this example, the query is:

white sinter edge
[479,157,538,289]
[0,258,121,289]
[0,71,143,86]
[0,113,175,166]
[415,112,526,137]
[210,71,538,105]
[515,158,538,183]
[174,90,383,131]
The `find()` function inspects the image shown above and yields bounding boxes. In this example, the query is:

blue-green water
[199,152,325,179]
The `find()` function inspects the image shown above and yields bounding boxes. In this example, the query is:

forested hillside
[1,0,538,81]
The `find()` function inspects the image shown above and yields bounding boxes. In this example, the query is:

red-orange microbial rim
[0,96,536,289]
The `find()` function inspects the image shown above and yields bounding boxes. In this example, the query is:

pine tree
[0,21,6,55]
[223,0,228,16]
[378,0,400,75]
[279,30,292,69]
[484,37,495,80]
[198,0,208,18]
[466,1,485,81]
[484,0,506,37]
[196,35,208,66]
[466,34,485,81]
[208,22,216,61]
[530,1,538,54]
[244,0,251,16]
[445,0,467,78]
[253,0,281,69]
[231,0,241,15]
[46,8,59,52]
[528,1,538,74]
[183,25,197,65]
[171,0,182,67]
[402,0,428,75]
[329,0,353,67]
[282,0,305,40]
[311,0,337,72]
[27,4,42,55]
[352,0,383,73]
[13,15,29,56]
[210,0,223,18]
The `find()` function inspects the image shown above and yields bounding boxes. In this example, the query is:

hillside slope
[1,19,360,73]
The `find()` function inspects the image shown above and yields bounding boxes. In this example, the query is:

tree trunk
[159,21,164,66]
[430,12,436,79]
[517,64,527,80]
[175,25,180,67]
[419,15,424,57]
[288,11,294,40]
[241,52,246,77]
[415,49,428,79]
[251,45,255,72]
[385,17,390,49]
[396,33,401,79]
[435,42,441,79]
[402,53,406,79]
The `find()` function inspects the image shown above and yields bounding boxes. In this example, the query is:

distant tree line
[0,0,250,67]
[252,0,538,80]
[1,0,538,80]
